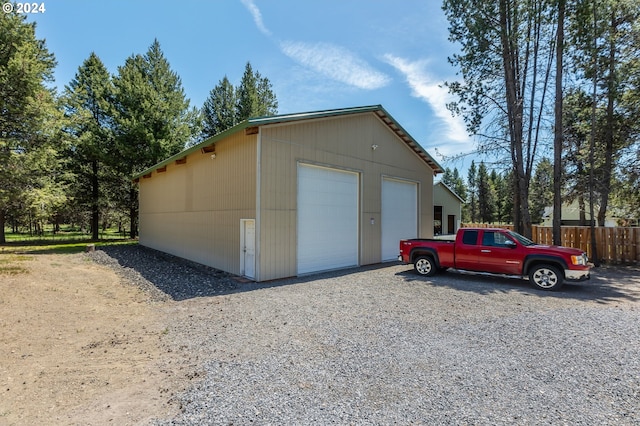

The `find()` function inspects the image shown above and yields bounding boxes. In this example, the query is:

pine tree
[63,52,115,240]
[201,62,278,140]
[477,162,495,223]
[529,158,554,224]
[235,62,278,122]
[112,39,193,237]
[201,76,236,139]
[0,11,59,242]
[466,161,478,223]
[490,170,512,224]
[441,167,467,202]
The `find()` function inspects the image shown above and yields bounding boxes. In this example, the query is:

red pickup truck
[398,228,591,291]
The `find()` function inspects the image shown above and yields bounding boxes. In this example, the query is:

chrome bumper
[564,269,591,281]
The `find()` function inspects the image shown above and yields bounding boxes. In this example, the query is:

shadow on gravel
[396,266,640,304]
[93,245,240,301]
[91,245,394,301]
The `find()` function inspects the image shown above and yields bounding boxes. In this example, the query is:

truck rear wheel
[414,256,437,276]
[528,264,563,291]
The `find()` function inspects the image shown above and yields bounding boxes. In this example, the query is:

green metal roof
[133,104,444,180]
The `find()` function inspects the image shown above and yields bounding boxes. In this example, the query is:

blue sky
[26,0,474,169]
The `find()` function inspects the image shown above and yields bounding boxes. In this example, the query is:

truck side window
[461,230,478,245]
[482,231,513,247]
[482,231,495,246]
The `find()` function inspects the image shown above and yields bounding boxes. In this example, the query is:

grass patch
[0,254,32,274]
[1,239,138,255]
[3,226,136,254]
[0,265,28,275]
[4,226,128,244]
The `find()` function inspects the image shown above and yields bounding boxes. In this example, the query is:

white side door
[241,219,255,279]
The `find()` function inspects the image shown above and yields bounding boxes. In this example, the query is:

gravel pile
[86,246,640,425]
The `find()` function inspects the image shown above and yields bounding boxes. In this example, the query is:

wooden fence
[462,224,640,264]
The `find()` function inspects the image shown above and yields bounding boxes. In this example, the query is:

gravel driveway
[91,246,640,425]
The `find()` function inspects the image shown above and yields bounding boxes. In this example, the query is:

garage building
[135,105,443,281]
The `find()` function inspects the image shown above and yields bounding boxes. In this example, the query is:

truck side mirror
[505,240,517,249]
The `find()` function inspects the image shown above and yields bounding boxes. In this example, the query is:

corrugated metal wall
[139,131,257,275]
[257,112,434,281]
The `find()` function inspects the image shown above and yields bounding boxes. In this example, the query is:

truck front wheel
[414,256,437,276]
[528,264,563,291]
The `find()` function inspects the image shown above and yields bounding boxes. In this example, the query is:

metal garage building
[135,105,443,281]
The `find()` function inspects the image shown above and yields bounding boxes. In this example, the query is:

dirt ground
[1,249,639,425]
[0,251,185,426]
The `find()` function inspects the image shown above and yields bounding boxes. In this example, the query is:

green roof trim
[133,104,443,180]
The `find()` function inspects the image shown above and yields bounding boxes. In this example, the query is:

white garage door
[297,164,359,274]
[381,178,418,261]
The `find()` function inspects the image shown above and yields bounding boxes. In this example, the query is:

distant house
[433,181,464,235]
[134,105,443,281]
[541,200,637,227]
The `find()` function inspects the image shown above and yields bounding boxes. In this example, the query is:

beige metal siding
[139,132,256,274]
[258,112,434,281]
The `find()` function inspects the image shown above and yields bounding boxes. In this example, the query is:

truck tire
[528,264,563,291]
[414,256,437,276]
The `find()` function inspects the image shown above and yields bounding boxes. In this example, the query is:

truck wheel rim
[417,259,432,274]
[533,268,558,288]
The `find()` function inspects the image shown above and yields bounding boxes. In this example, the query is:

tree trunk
[598,13,617,227]
[499,0,532,238]
[91,159,99,241]
[553,0,565,246]
[128,185,138,239]
[0,210,5,244]
[588,0,600,266]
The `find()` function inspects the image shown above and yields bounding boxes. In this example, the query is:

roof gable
[134,105,443,180]
[435,181,465,203]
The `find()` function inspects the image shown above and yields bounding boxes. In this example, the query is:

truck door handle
[481,249,491,253]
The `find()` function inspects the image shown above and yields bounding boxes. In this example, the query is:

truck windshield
[507,230,535,246]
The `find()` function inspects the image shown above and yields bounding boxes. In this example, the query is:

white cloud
[383,54,469,146]
[240,0,271,36]
[239,1,389,91]
[280,41,391,90]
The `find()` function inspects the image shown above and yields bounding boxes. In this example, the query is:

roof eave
[372,106,444,175]
[132,120,251,180]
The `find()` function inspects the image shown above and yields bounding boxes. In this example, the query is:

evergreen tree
[441,167,467,202]
[200,62,278,140]
[235,62,278,122]
[489,170,512,224]
[443,0,559,237]
[112,39,193,237]
[571,0,640,227]
[63,52,115,240]
[201,76,236,139]
[529,158,554,224]
[466,161,478,223]
[441,167,455,188]
[0,11,59,242]
[477,162,495,223]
